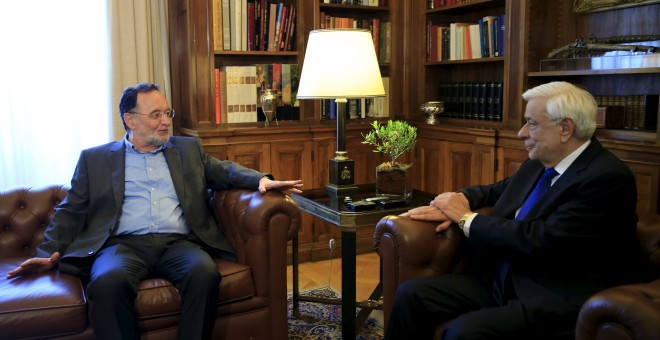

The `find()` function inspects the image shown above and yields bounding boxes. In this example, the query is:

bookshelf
[522,0,660,214]
[523,0,660,143]
[167,0,660,255]
[408,0,660,214]
[166,0,402,263]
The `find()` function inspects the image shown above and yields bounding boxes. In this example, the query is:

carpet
[288,286,384,339]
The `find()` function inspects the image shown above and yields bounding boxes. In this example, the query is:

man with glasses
[6,82,303,339]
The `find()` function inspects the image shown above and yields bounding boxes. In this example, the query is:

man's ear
[560,118,575,141]
[123,112,135,129]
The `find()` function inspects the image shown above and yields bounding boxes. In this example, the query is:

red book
[372,18,380,59]
[214,68,222,124]
[286,5,296,51]
[272,63,282,91]
[247,1,255,51]
[283,4,296,51]
[276,5,288,51]
[259,0,267,51]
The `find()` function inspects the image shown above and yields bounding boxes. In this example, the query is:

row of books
[214,63,300,124]
[427,15,505,62]
[322,0,389,6]
[594,94,659,130]
[212,0,297,52]
[427,0,473,9]
[319,13,391,63]
[437,81,503,121]
[320,77,390,120]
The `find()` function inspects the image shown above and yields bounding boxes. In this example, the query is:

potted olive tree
[362,120,417,198]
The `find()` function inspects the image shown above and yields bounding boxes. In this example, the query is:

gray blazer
[37,136,270,275]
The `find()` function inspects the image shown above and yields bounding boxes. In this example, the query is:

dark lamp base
[326,157,357,197]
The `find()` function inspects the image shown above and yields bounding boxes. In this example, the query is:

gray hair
[522,81,597,140]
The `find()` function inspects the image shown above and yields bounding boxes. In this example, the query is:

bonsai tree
[362,120,417,170]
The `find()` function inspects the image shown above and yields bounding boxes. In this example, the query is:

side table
[290,184,435,339]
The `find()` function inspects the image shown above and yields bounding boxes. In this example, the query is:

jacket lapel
[546,137,602,195]
[163,141,186,204]
[108,141,126,212]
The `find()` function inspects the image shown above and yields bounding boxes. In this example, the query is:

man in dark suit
[384,81,642,339]
[6,83,303,340]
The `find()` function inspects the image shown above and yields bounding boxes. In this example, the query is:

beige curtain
[109,0,172,140]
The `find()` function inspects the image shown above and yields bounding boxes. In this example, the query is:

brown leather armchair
[0,185,300,339]
[374,211,660,339]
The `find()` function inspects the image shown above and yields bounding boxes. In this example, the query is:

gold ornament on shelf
[420,101,445,125]
[260,88,278,127]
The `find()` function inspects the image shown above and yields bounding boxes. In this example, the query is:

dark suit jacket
[458,137,642,322]
[36,136,270,275]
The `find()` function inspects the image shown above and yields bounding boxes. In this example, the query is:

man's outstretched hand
[259,178,304,195]
[6,252,60,279]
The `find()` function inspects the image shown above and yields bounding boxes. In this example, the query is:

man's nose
[518,123,528,139]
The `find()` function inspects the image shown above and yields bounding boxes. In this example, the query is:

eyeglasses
[129,109,175,120]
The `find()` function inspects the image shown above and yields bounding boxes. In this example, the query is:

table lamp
[297,29,385,196]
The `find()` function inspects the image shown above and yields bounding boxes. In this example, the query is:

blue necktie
[516,168,558,220]
[494,168,557,304]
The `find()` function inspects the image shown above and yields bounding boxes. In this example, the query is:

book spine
[212,0,223,51]
[215,68,222,124]
[222,0,231,50]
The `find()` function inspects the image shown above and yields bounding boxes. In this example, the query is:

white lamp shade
[297,29,385,99]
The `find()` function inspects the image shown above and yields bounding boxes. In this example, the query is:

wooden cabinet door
[270,141,315,252]
[347,141,386,185]
[413,138,444,194]
[625,161,660,214]
[270,141,313,185]
[443,141,477,192]
[496,147,528,182]
[226,143,271,173]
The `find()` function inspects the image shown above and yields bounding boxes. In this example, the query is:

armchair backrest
[636,212,660,278]
[0,185,69,259]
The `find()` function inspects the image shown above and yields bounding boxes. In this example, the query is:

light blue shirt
[115,137,190,236]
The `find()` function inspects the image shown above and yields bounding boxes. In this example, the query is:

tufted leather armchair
[374,211,660,340]
[0,185,300,339]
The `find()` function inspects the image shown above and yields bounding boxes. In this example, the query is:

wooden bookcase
[166,0,401,262]
[167,0,660,262]
[408,0,660,214]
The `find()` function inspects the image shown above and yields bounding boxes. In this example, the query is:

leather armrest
[210,189,300,296]
[374,215,468,326]
[576,279,660,340]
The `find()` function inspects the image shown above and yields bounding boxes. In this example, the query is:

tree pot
[376,163,412,198]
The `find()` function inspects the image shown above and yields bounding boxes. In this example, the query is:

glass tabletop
[290,184,435,229]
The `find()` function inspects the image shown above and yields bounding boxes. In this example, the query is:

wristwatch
[458,211,476,230]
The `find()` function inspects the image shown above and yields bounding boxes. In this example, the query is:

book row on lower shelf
[214,65,391,124]
[594,94,659,131]
[320,77,390,120]
[214,63,300,124]
[437,81,503,121]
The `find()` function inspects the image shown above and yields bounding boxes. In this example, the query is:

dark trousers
[384,273,577,340]
[86,233,220,340]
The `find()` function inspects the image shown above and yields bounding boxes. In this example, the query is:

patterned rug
[288,286,384,339]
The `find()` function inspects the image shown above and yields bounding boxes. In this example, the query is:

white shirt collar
[553,139,591,176]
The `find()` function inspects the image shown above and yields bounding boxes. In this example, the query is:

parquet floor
[286,251,381,302]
